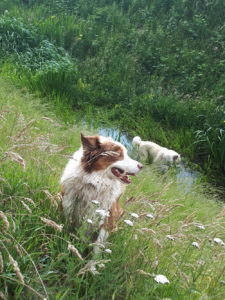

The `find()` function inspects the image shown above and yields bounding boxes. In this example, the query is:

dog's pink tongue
[121,175,131,184]
[111,167,131,184]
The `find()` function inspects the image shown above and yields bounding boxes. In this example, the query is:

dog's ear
[80,133,101,150]
[173,155,178,162]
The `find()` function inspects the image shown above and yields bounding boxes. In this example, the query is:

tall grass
[1,78,225,300]
[0,0,225,182]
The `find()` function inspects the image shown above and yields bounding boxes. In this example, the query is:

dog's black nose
[138,164,143,169]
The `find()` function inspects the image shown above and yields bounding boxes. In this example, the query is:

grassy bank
[0,0,225,183]
[1,78,225,299]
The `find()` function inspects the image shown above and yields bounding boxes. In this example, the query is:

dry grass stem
[77,260,111,276]
[42,116,61,127]
[68,243,84,261]
[20,201,32,214]
[14,119,36,140]
[0,252,3,273]
[42,190,60,208]
[5,151,26,169]
[182,212,196,225]
[136,269,153,276]
[15,245,23,257]
[0,211,10,231]
[0,291,7,300]
[137,228,156,234]
[22,197,35,205]
[8,254,25,285]
[6,233,48,299]
[42,117,55,123]
[40,217,63,232]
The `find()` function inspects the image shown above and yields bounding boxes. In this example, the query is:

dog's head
[172,153,181,164]
[81,133,143,184]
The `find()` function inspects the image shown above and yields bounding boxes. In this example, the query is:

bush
[0,14,39,55]
[16,40,78,99]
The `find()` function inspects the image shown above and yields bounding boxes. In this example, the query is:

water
[175,163,199,192]
[98,126,199,191]
[98,126,133,152]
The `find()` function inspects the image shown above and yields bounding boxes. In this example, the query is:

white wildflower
[192,242,200,249]
[196,224,205,230]
[87,219,93,224]
[91,200,100,205]
[96,209,110,218]
[213,238,225,246]
[166,235,175,241]
[124,219,134,226]
[105,249,112,254]
[154,274,170,284]
[130,213,139,219]
[146,213,154,219]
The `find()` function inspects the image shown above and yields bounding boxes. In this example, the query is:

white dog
[132,136,181,164]
[60,134,143,252]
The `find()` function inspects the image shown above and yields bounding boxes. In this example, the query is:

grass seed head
[0,252,3,273]
[20,200,32,214]
[0,211,10,231]
[8,254,25,285]
[40,217,63,232]
[5,151,26,170]
[68,243,83,261]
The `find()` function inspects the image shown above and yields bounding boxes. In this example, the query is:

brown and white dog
[60,133,143,252]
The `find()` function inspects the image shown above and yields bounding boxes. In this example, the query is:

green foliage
[195,114,225,175]
[0,14,39,54]
[17,40,78,98]
[0,0,225,181]
[0,14,79,100]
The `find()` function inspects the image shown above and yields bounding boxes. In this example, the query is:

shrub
[0,14,39,55]
[15,40,78,99]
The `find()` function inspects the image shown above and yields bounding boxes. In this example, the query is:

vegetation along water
[0,1,225,299]
[0,0,224,186]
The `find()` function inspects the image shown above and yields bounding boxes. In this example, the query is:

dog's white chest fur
[61,148,124,227]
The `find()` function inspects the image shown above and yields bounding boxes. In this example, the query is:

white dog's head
[166,150,181,164]
[132,136,142,146]
[81,134,143,184]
